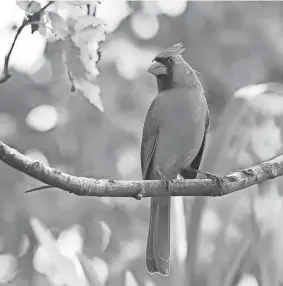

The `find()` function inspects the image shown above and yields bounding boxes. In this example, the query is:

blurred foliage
[0,1,283,286]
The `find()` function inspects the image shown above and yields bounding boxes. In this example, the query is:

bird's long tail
[146,197,171,276]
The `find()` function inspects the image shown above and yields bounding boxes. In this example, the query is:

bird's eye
[168,57,174,64]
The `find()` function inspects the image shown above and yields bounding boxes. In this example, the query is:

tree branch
[0,141,282,199]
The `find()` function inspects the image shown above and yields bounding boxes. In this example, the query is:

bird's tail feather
[146,198,171,276]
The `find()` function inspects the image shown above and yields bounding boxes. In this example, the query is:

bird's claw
[156,169,173,192]
[189,168,223,189]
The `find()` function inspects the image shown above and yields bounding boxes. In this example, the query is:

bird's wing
[141,97,161,180]
[180,108,210,179]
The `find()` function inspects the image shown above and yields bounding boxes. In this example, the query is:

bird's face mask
[148,60,168,77]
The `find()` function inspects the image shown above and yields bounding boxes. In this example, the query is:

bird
[141,43,210,276]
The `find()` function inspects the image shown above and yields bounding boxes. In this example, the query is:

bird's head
[148,43,202,92]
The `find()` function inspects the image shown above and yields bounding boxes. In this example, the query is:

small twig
[0,1,54,84]
[25,185,55,193]
[0,25,24,83]
[39,1,54,13]
[68,71,76,92]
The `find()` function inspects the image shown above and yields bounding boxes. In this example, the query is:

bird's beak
[148,61,167,76]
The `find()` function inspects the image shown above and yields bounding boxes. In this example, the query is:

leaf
[73,78,104,111]
[75,15,105,31]
[25,104,59,132]
[71,27,105,82]
[48,11,69,39]
[30,217,85,286]
[16,1,41,14]
[16,1,30,11]
[38,10,47,36]
[28,9,42,34]
[63,39,86,79]
[72,25,106,45]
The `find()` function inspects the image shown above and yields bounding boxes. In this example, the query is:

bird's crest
[154,43,186,60]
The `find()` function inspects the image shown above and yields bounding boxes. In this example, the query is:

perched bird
[141,43,210,276]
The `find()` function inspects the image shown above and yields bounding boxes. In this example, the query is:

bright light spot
[157,0,187,17]
[26,105,59,132]
[0,254,17,283]
[116,147,139,179]
[237,273,259,286]
[234,83,269,99]
[201,209,221,236]
[91,257,109,285]
[25,149,49,166]
[96,0,132,32]
[113,38,160,80]
[0,0,46,74]
[57,225,84,258]
[131,12,159,40]
[11,30,46,74]
[0,1,24,29]
[33,246,63,281]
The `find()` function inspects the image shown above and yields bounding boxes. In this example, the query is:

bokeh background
[0,1,283,286]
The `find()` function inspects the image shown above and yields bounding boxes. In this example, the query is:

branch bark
[0,141,282,199]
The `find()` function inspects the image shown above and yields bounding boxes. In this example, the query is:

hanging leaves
[11,1,106,111]
[47,11,70,39]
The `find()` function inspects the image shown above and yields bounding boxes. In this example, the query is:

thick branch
[0,141,282,199]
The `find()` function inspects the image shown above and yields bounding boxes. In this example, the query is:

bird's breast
[153,89,207,177]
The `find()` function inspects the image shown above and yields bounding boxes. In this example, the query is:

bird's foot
[156,169,173,192]
[189,168,224,189]
[177,173,185,180]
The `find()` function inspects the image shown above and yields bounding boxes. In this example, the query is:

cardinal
[141,43,210,276]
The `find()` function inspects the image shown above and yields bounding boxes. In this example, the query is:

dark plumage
[141,43,209,276]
